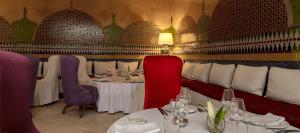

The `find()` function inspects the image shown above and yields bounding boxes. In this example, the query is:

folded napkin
[115,123,160,133]
[130,76,144,83]
[95,74,107,78]
[263,113,285,126]
[93,77,111,82]
[245,113,285,127]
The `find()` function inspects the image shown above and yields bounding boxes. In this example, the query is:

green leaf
[214,106,227,126]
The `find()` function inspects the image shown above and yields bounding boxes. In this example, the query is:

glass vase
[207,116,225,133]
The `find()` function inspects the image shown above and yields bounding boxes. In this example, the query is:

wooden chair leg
[62,105,71,114]
[79,105,83,118]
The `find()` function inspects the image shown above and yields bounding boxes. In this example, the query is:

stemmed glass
[222,89,235,109]
[230,98,247,133]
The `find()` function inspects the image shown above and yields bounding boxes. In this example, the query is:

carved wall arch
[35,9,104,44]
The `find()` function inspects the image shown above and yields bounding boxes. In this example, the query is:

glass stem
[236,121,239,133]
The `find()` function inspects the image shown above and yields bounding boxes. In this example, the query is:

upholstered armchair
[60,55,98,117]
[34,55,60,106]
[25,55,39,106]
[0,51,39,133]
[143,56,183,109]
[75,55,91,85]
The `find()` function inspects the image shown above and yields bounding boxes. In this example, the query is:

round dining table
[107,108,284,133]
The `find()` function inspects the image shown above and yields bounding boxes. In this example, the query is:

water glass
[230,98,247,133]
[222,89,235,108]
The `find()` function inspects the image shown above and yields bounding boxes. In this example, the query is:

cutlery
[273,130,300,133]
[196,104,207,112]
[158,108,168,116]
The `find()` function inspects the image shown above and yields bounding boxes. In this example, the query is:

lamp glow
[158,33,174,45]
[158,33,173,54]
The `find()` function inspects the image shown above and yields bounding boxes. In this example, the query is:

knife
[158,107,168,116]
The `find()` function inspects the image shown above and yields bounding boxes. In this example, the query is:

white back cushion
[231,65,268,96]
[191,63,212,83]
[94,61,116,75]
[86,61,93,76]
[182,62,196,79]
[118,61,139,72]
[267,67,300,105]
[209,63,235,88]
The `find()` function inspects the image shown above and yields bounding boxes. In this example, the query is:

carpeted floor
[31,100,126,133]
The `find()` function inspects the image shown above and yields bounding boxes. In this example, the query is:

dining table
[88,75,144,113]
[107,108,299,133]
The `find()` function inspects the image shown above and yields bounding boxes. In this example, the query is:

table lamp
[158,33,174,54]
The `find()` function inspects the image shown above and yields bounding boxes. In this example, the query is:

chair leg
[62,105,71,114]
[79,105,83,118]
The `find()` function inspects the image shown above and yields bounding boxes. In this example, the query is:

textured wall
[0,0,218,30]
[208,0,291,41]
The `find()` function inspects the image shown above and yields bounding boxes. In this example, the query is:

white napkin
[245,113,285,127]
[130,76,144,83]
[263,113,285,126]
[93,77,111,82]
[115,123,160,133]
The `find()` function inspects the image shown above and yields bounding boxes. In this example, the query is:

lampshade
[158,33,174,45]
[181,33,197,43]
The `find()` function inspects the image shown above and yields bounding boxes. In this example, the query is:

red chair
[0,51,39,133]
[143,56,183,109]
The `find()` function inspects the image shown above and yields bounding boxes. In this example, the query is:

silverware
[196,104,207,112]
[273,130,300,133]
[158,108,168,116]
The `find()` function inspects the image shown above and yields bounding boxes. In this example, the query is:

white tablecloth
[108,109,298,133]
[89,76,144,113]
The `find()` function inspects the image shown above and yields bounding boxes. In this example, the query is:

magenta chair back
[0,51,39,133]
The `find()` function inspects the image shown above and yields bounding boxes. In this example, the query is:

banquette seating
[181,61,300,128]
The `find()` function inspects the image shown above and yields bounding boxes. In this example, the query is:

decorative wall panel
[119,21,161,45]
[208,0,290,41]
[35,9,104,44]
[0,16,15,42]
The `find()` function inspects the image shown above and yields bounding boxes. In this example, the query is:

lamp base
[161,44,170,55]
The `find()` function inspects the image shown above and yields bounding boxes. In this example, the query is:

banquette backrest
[184,60,300,96]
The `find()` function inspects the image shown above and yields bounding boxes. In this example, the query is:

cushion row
[182,62,300,106]
[86,61,143,75]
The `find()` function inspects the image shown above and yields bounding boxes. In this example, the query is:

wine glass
[230,98,247,133]
[107,68,112,76]
[222,89,235,109]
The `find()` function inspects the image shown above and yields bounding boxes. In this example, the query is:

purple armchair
[60,55,98,117]
[0,51,39,133]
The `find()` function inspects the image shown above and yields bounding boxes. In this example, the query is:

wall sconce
[158,33,174,54]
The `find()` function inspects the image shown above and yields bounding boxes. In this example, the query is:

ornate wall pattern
[119,21,161,45]
[35,9,104,44]
[208,0,290,41]
[0,16,15,42]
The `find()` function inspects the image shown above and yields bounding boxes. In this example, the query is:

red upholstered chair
[0,51,39,133]
[143,56,183,109]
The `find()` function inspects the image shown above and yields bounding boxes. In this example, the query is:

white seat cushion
[231,65,268,96]
[118,61,139,73]
[182,62,196,79]
[191,63,212,83]
[86,61,93,76]
[208,63,235,88]
[266,67,300,105]
[94,61,116,75]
